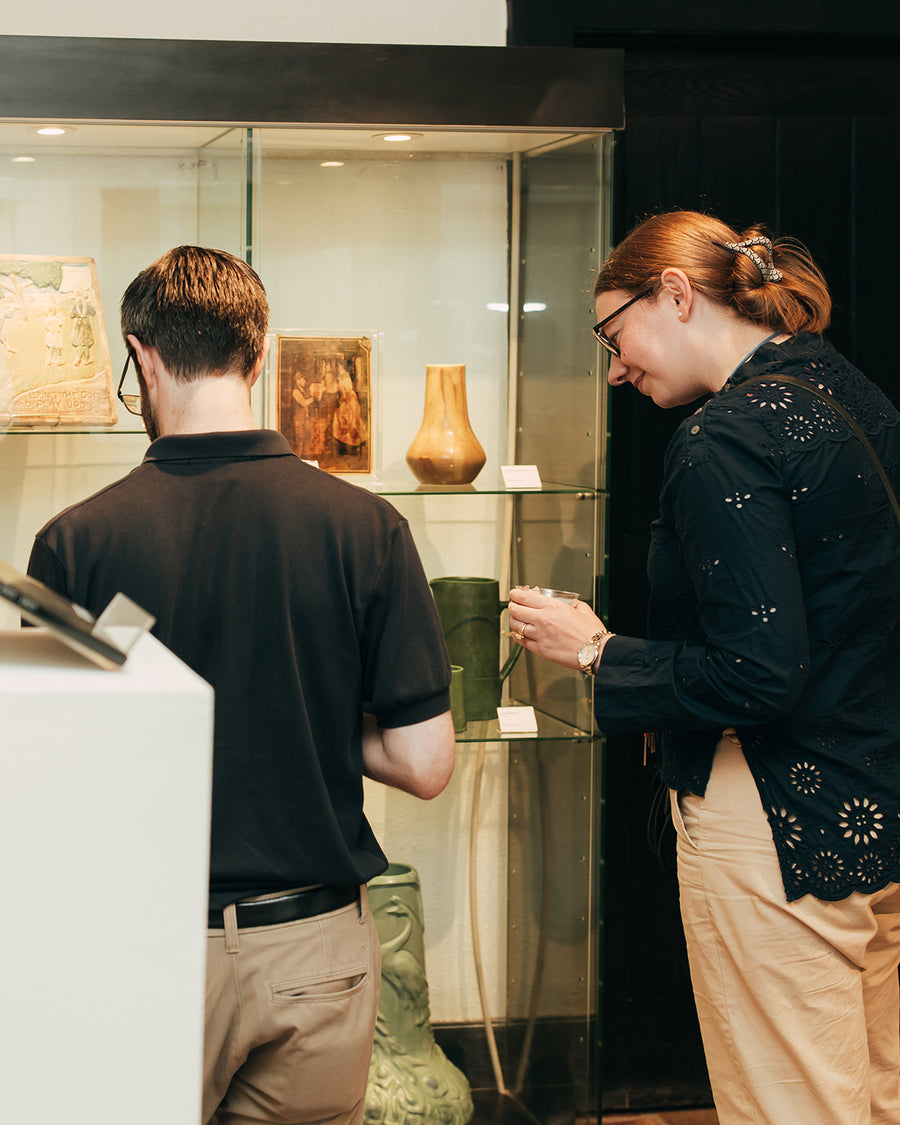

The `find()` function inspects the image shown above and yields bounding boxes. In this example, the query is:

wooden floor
[602,1111,718,1125]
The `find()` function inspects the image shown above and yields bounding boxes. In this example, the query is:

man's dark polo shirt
[28,430,451,908]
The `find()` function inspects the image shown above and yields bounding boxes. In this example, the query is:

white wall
[4,0,507,46]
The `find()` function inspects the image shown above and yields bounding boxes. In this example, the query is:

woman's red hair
[593,211,831,334]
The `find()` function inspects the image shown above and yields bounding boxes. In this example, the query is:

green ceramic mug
[430,576,521,721]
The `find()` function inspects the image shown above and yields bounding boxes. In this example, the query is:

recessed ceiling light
[12,156,36,163]
[31,126,75,136]
[371,133,423,144]
[320,160,345,167]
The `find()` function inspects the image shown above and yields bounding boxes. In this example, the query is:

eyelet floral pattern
[789,761,822,796]
[769,806,803,850]
[750,604,777,623]
[804,398,845,438]
[865,747,891,776]
[781,413,819,444]
[838,797,883,846]
[630,333,900,902]
[795,849,845,887]
[852,852,886,886]
[742,383,796,411]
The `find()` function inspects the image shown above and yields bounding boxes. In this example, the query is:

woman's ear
[659,268,693,318]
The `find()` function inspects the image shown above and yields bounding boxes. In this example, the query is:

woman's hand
[507,586,609,670]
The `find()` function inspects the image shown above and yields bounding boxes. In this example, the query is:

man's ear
[127,334,160,390]
[659,268,693,318]
[248,336,270,388]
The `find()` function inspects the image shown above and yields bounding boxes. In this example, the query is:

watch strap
[577,627,614,674]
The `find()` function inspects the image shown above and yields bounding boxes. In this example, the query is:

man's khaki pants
[203,888,381,1125]
[672,737,900,1125]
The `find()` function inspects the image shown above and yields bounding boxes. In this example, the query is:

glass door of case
[501,136,610,1122]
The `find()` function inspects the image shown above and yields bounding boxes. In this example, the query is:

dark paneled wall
[509,0,900,44]
[510,1,900,1111]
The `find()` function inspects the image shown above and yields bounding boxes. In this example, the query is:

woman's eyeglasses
[592,291,648,357]
[116,351,143,416]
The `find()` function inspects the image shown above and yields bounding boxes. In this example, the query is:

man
[27,246,456,1125]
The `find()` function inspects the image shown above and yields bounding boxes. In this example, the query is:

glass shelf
[454,700,594,743]
[1,421,146,436]
[361,473,598,497]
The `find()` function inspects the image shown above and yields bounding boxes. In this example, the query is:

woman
[509,211,900,1124]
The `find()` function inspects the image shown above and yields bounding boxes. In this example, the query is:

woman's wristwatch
[576,625,615,675]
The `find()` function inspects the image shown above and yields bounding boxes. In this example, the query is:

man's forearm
[362,711,455,799]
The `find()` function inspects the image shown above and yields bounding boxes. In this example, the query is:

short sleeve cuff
[375,688,452,729]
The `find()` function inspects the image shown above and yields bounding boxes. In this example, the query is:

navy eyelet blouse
[595,333,900,902]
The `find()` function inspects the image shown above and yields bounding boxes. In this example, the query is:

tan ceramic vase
[405,364,486,485]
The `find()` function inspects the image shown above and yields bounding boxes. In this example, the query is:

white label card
[497,705,539,733]
[501,464,542,489]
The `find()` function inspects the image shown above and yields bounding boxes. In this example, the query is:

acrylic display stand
[0,628,214,1124]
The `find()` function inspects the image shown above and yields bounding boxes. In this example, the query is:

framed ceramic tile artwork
[275,334,372,474]
[0,255,116,428]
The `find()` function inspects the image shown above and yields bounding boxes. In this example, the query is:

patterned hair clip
[722,236,783,283]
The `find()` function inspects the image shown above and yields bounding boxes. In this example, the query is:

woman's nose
[607,356,628,386]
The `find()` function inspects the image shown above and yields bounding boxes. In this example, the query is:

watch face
[577,642,597,671]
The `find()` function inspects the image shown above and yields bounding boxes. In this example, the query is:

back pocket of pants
[270,969,368,1004]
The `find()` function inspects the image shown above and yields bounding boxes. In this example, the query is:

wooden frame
[275,334,372,474]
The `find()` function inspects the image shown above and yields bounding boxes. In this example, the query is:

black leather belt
[208,885,359,930]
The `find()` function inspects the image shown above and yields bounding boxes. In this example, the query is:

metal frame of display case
[0,35,622,1124]
[0,37,622,130]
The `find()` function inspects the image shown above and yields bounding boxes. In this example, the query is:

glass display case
[0,36,622,1124]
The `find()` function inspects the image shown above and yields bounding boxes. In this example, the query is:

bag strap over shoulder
[737,373,900,528]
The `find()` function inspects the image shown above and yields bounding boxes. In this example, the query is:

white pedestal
[0,629,214,1124]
